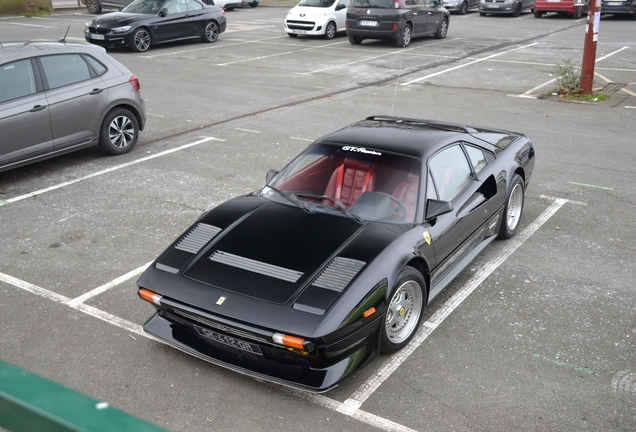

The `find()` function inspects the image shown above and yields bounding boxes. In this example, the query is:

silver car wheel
[133,29,151,52]
[86,0,101,14]
[385,280,423,344]
[506,182,523,232]
[204,22,219,42]
[108,115,135,149]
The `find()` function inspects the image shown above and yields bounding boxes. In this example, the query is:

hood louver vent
[312,257,366,292]
[175,223,221,254]
[210,250,304,283]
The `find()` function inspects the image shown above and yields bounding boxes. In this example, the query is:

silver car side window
[39,54,92,90]
[0,59,37,104]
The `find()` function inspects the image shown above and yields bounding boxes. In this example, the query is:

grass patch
[18,7,49,17]
[549,59,610,102]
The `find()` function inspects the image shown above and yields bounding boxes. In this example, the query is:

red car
[534,0,589,18]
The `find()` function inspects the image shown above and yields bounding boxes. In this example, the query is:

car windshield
[297,0,337,7]
[122,0,164,14]
[262,143,421,223]
[350,0,394,8]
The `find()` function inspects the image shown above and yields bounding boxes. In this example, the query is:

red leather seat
[324,156,376,205]
[392,172,419,221]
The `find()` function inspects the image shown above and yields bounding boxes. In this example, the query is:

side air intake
[312,257,366,292]
[175,223,221,254]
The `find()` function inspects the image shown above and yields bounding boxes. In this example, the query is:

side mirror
[425,199,453,220]
[336,3,347,10]
[159,8,169,16]
[266,169,279,185]
[437,0,444,5]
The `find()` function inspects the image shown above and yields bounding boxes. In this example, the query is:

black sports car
[137,116,535,392]
[84,0,226,52]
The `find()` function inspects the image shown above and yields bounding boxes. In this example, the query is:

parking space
[2,5,636,431]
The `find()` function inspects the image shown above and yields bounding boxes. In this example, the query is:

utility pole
[580,0,601,94]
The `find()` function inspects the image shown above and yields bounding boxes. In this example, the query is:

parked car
[84,0,226,53]
[443,0,480,14]
[346,0,450,48]
[82,0,133,14]
[600,0,636,18]
[241,0,259,6]
[478,0,535,16]
[534,0,588,18]
[204,0,242,10]
[284,0,349,40]
[0,42,145,173]
[137,115,535,392]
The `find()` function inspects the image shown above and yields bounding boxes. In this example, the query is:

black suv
[346,0,450,47]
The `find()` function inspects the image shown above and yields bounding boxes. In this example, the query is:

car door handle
[29,105,47,112]
[90,88,104,95]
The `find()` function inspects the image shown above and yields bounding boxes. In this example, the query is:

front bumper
[601,2,636,14]
[85,32,132,49]
[143,305,382,392]
[479,3,518,13]
[345,22,402,41]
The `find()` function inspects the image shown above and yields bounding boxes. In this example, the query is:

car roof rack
[365,115,478,134]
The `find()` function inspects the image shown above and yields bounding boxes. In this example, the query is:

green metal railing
[0,359,165,432]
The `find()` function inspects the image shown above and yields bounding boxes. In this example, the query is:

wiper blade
[297,193,364,223]
[264,187,314,213]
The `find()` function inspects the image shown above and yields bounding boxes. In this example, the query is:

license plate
[359,20,379,27]
[89,34,105,40]
[488,4,500,7]
[194,325,262,355]
[605,1,621,4]
[292,29,307,34]
[547,0,560,2]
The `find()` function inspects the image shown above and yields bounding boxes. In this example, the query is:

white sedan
[284,0,349,40]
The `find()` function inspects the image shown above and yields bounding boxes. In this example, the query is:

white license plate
[606,1,622,4]
[89,34,105,40]
[292,29,307,34]
[488,4,500,8]
[194,325,263,355]
[547,0,560,2]
[359,20,379,27]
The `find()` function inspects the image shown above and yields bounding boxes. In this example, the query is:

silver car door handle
[29,105,47,112]
[90,88,104,95]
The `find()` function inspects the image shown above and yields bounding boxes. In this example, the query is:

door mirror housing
[425,199,453,220]
[266,169,279,185]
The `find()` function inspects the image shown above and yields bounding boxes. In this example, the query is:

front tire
[459,1,468,15]
[434,17,448,39]
[98,108,139,155]
[288,33,298,38]
[86,0,101,14]
[324,21,337,39]
[130,28,151,52]
[498,174,525,239]
[202,21,219,43]
[512,2,522,16]
[380,266,426,354]
[394,23,412,48]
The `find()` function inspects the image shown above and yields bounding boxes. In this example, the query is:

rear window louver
[312,257,366,292]
[175,223,221,254]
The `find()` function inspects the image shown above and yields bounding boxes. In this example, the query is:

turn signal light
[138,288,162,306]
[363,307,376,318]
[273,333,305,350]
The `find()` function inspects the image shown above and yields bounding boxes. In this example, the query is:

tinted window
[0,59,37,103]
[83,55,107,76]
[350,0,393,8]
[186,0,203,10]
[464,144,487,174]
[429,144,472,201]
[123,0,164,14]
[39,54,92,90]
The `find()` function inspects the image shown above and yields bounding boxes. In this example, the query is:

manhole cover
[612,371,636,397]
[602,83,627,93]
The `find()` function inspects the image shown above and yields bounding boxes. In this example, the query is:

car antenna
[59,26,70,43]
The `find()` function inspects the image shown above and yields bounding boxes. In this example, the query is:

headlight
[112,26,132,33]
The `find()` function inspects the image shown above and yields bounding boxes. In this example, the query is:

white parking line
[0,137,222,207]
[0,195,583,431]
[336,196,585,415]
[401,43,539,86]
[3,21,54,28]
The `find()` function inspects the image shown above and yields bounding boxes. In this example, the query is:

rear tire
[458,1,468,15]
[394,23,412,48]
[534,10,543,17]
[348,34,362,44]
[380,266,426,354]
[571,6,582,19]
[479,11,486,16]
[86,0,101,14]
[498,174,525,239]
[98,108,139,155]
[202,21,219,43]
[434,17,448,39]
[512,2,521,16]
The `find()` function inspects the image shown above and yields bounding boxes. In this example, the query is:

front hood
[90,12,144,27]
[182,200,365,304]
[287,6,330,20]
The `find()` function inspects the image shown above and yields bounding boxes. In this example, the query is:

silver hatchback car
[0,42,146,173]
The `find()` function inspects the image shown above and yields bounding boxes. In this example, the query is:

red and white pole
[581,0,601,94]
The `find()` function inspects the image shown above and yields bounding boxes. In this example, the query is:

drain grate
[602,83,627,94]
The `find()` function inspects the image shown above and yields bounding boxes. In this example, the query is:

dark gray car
[0,42,146,173]
[81,0,133,14]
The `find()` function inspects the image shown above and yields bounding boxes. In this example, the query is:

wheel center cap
[399,306,405,316]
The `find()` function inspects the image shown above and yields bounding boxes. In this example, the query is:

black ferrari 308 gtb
[138,116,535,392]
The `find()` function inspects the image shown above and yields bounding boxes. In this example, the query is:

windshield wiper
[264,187,315,213]
[296,193,364,223]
